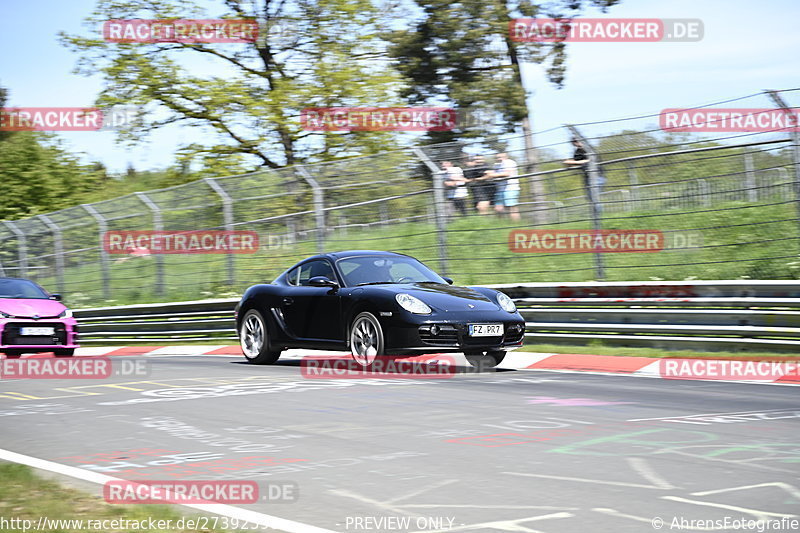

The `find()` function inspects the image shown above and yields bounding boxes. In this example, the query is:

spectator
[486,152,520,220]
[441,160,468,216]
[564,138,606,197]
[464,155,494,215]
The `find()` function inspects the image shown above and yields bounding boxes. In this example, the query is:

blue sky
[2,0,799,172]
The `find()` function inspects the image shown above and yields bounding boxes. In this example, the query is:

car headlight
[496,292,516,313]
[0,311,9,319]
[58,309,73,318]
[396,293,432,314]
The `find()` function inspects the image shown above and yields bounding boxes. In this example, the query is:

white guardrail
[73,281,800,353]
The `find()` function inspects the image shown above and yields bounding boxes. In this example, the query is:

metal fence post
[567,125,606,280]
[626,160,640,203]
[296,166,325,254]
[81,204,111,300]
[38,214,65,295]
[743,151,757,201]
[3,221,27,279]
[135,192,165,297]
[766,91,800,231]
[205,178,235,286]
[413,148,448,275]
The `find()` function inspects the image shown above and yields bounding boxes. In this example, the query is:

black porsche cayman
[235,250,525,367]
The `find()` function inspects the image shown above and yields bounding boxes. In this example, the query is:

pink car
[0,277,79,357]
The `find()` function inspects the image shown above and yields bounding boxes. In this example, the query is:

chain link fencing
[0,89,798,306]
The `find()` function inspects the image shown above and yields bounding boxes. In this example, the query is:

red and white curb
[3,346,798,385]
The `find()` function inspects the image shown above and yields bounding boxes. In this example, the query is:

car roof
[0,277,31,282]
[308,250,412,262]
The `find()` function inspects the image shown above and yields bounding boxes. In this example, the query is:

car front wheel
[239,309,282,364]
[350,312,384,366]
[465,350,506,370]
[54,349,74,357]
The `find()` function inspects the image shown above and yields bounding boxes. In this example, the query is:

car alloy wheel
[239,309,282,364]
[350,312,384,366]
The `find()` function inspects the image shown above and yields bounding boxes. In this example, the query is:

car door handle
[282,297,294,306]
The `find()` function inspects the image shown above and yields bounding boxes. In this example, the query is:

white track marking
[385,479,458,505]
[75,347,118,356]
[147,346,220,356]
[628,408,796,422]
[592,507,662,525]
[661,495,798,520]
[626,457,676,490]
[503,471,668,490]
[328,488,417,516]
[0,447,336,533]
[408,512,574,533]
[692,482,800,500]
[498,352,556,369]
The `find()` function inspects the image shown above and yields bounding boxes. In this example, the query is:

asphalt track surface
[1,351,799,533]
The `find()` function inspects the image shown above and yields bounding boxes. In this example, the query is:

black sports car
[235,250,525,368]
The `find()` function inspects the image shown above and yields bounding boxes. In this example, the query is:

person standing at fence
[441,160,468,216]
[486,152,520,220]
[564,138,606,199]
[464,155,494,214]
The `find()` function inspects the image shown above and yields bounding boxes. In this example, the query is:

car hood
[0,298,67,318]
[379,282,501,312]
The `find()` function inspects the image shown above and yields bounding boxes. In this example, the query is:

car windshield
[337,256,446,287]
[0,279,49,299]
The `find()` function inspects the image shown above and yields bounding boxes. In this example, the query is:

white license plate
[20,327,54,336]
[468,324,503,337]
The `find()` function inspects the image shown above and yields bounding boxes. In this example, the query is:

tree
[386,0,620,221]
[0,132,106,220]
[61,0,407,173]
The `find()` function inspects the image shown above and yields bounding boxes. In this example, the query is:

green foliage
[386,0,621,144]
[60,0,407,171]
[0,131,106,220]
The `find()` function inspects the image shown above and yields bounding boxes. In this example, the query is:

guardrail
[74,281,800,352]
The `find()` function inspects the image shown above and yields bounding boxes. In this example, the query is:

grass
[0,463,242,532]
[41,198,800,309]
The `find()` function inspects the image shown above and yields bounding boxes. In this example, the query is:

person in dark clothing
[463,155,494,215]
[563,138,591,189]
[565,138,607,194]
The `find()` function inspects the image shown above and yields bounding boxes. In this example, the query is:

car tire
[54,349,74,357]
[3,350,22,358]
[465,350,506,370]
[239,309,282,365]
[349,312,384,366]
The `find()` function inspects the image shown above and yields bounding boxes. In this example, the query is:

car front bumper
[380,310,525,353]
[0,318,79,351]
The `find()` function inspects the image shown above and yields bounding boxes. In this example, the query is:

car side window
[298,260,336,286]
[285,267,300,286]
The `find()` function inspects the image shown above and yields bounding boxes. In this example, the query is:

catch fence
[1,89,799,307]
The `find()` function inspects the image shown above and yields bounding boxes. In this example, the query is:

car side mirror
[49,294,62,301]
[442,277,454,285]
[308,276,339,289]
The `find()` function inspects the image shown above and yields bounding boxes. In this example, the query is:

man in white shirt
[441,160,468,216]
[485,152,520,220]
